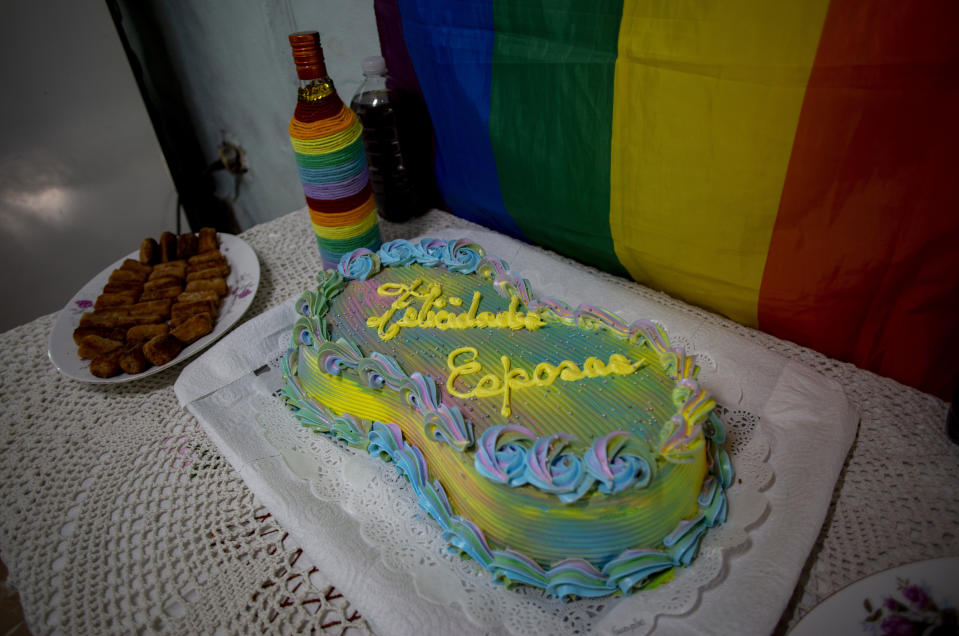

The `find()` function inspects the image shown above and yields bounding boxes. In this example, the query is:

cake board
[175,229,858,635]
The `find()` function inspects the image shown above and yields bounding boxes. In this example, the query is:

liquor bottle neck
[298,77,336,104]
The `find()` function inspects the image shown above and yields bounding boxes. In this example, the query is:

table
[1,209,956,634]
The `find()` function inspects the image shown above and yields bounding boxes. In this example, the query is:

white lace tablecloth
[1,209,957,635]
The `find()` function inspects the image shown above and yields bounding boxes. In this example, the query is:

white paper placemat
[176,229,858,635]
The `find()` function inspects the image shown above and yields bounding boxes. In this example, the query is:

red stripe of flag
[759,0,959,399]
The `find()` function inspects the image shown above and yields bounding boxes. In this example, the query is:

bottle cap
[289,31,328,80]
[362,55,387,77]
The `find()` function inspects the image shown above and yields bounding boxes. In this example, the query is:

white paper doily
[175,218,857,635]
[250,339,772,635]
[4,208,942,636]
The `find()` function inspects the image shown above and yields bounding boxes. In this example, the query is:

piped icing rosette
[336,247,380,281]
[282,238,731,599]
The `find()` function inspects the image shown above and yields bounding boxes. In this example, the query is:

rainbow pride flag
[375,0,959,399]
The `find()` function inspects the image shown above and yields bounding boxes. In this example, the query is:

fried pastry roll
[129,299,173,319]
[142,333,182,366]
[139,286,182,301]
[119,344,151,374]
[119,258,153,276]
[160,231,177,262]
[90,348,124,378]
[79,312,127,329]
[94,292,139,311]
[184,278,227,297]
[186,263,230,280]
[139,238,159,265]
[197,227,218,253]
[171,300,217,325]
[177,290,219,306]
[187,250,224,267]
[170,313,213,344]
[109,268,149,284]
[143,275,182,291]
[80,312,163,329]
[150,261,187,280]
[90,308,133,323]
[77,334,123,359]
[125,323,169,345]
[103,280,143,294]
[177,233,198,260]
[73,326,126,345]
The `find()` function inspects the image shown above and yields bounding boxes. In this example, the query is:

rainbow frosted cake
[282,238,731,599]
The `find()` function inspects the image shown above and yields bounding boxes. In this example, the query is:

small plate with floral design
[48,233,259,383]
[789,557,958,636]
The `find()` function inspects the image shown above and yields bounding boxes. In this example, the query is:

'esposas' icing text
[447,346,645,417]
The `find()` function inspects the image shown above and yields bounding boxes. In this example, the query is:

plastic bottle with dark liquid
[350,56,435,222]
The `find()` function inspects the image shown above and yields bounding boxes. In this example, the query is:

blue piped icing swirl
[378,239,419,267]
[525,433,591,503]
[474,425,534,487]
[472,426,663,504]
[443,238,485,273]
[414,238,448,267]
[585,432,656,494]
[337,248,380,280]
[338,238,487,280]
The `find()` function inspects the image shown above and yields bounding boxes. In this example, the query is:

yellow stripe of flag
[609,0,829,325]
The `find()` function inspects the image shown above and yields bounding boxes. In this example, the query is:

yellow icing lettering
[447,347,483,398]
[474,372,503,396]
[377,281,419,298]
[367,280,424,339]
[558,360,585,381]
[467,292,481,320]
[435,310,453,330]
[400,307,418,325]
[501,355,533,417]
[583,357,606,378]
[417,283,443,321]
[447,347,645,416]
[368,281,545,341]
[608,353,640,374]
[453,311,471,330]
[532,362,559,386]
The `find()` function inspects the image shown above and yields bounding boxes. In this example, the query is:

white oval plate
[48,233,260,383]
[789,556,959,635]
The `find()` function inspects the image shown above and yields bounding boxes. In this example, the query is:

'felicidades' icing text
[366,279,545,341]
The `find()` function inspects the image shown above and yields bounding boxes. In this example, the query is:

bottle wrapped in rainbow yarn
[288,32,381,269]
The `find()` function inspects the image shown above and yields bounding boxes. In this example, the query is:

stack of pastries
[72,227,231,378]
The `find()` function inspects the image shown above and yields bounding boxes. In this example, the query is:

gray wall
[0,0,176,331]
[147,1,381,230]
